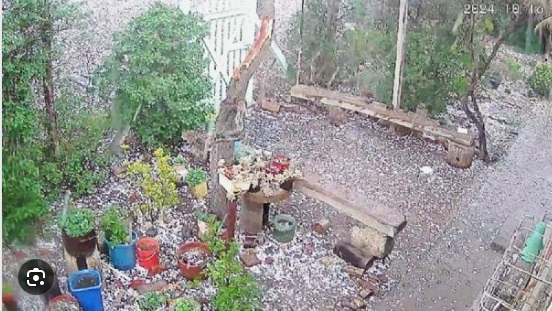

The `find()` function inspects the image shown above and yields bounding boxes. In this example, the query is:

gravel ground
[3,0,550,310]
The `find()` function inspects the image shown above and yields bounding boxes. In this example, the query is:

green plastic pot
[273,214,297,243]
[520,221,546,263]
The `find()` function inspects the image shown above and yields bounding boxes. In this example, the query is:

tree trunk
[459,10,520,163]
[209,17,275,218]
[526,14,534,53]
[42,8,59,157]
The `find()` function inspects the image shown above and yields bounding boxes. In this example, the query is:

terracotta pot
[176,242,210,281]
[47,294,79,311]
[62,229,97,257]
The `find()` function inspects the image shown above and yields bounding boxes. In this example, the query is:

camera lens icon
[18,259,55,295]
[27,268,46,286]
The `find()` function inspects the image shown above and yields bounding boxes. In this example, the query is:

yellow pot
[191,182,208,198]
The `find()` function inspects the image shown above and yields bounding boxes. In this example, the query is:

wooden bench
[291,84,476,168]
[293,178,406,238]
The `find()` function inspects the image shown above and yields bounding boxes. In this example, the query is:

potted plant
[173,155,188,183]
[171,297,201,311]
[58,208,97,257]
[138,292,167,311]
[185,169,208,198]
[127,148,179,233]
[2,284,18,311]
[46,295,80,311]
[270,154,290,173]
[176,241,211,280]
[67,269,103,311]
[100,206,137,271]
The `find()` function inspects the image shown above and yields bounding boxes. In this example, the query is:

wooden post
[390,0,408,133]
[209,17,275,218]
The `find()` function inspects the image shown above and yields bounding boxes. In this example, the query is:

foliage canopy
[95,3,213,147]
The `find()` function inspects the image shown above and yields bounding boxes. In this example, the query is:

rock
[111,165,127,178]
[114,280,124,289]
[358,289,373,299]
[351,298,366,309]
[312,218,330,235]
[333,241,374,269]
[12,250,27,260]
[304,243,315,255]
[243,235,258,249]
[38,248,57,260]
[129,279,146,290]
[264,256,274,265]
[134,280,168,295]
[342,265,365,278]
[349,226,394,258]
[240,249,261,267]
[328,106,348,126]
[145,227,158,237]
[320,256,335,267]
[419,166,433,175]
[357,279,379,296]
[280,104,302,113]
[128,191,140,204]
[260,98,281,113]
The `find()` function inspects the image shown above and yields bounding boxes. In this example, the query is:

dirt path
[375,100,552,311]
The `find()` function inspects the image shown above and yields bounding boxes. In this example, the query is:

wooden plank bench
[291,84,477,168]
[293,178,406,238]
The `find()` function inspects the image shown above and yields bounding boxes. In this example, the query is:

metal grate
[475,214,552,311]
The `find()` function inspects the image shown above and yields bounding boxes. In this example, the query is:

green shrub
[58,208,95,237]
[39,93,112,198]
[185,169,206,187]
[138,292,167,311]
[173,298,200,311]
[2,154,49,244]
[100,206,131,245]
[504,59,523,81]
[95,3,213,147]
[203,217,261,311]
[528,63,552,97]
[288,0,466,115]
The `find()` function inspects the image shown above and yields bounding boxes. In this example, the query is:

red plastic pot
[176,242,210,281]
[136,237,160,270]
[271,154,290,172]
[2,294,18,311]
[47,294,79,311]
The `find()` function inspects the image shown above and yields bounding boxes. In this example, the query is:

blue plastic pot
[105,231,138,271]
[68,269,103,311]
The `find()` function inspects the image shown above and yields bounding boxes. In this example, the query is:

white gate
[179,0,287,113]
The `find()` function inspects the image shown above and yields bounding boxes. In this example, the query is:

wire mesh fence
[475,214,552,311]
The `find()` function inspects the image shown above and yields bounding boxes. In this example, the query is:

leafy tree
[2,0,104,244]
[2,0,51,244]
[454,0,523,162]
[95,3,213,147]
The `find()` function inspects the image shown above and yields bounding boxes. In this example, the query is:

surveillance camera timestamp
[506,3,546,15]
[463,3,546,15]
